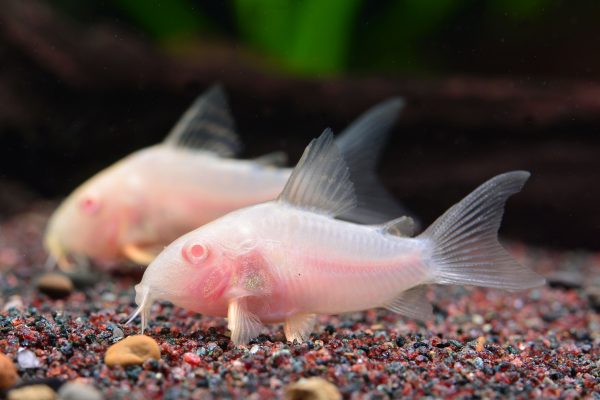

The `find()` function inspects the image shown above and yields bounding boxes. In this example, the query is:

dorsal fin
[277,129,357,217]
[334,97,413,225]
[163,84,242,157]
[382,216,417,237]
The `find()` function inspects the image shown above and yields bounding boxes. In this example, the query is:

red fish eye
[182,242,208,265]
[80,197,101,215]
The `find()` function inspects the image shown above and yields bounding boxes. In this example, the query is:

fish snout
[43,232,83,271]
[44,231,67,266]
[134,283,149,304]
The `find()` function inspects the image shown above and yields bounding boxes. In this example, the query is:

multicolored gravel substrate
[1,204,599,399]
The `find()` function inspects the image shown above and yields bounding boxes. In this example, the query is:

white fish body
[208,203,429,318]
[112,145,290,243]
[45,85,408,268]
[132,130,545,344]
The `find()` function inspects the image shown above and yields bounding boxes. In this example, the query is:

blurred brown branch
[0,0,598,249]
[2,0,600,128]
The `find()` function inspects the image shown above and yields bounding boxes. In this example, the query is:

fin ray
[284,313,316,342]
[334,98,413,224]
[122,243,159,265]
[383,286,432,321]
[227,297,263,345]
[421,171,546,290]
[253,151,288,167]
[381,216,416,237]
[278,129,356,217]
[164,84,241,157]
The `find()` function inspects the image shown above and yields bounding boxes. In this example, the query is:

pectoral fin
[51,254,90,272]
[227,297,263,345]
[122,244,160,265]
[284,313,316,343]
[55,255,76,272]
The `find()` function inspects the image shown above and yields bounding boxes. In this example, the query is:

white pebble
[110,325,124,341]
[17,348,40,369]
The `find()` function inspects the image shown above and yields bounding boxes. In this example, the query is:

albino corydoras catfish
[44,85,408,269]
[129,129,545,344]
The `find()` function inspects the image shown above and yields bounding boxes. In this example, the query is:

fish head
[132,220,238,327]
[44,168,131,268]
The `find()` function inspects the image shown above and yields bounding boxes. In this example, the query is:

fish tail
[419,171,545,290]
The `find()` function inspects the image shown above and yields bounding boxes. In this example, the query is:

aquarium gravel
[0,205,598,399]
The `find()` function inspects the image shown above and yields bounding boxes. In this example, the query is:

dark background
[0,0,598,249]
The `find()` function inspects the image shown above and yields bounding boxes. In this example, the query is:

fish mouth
[44,234,90,272]
[125,284,153,333]
[44,233,71,271]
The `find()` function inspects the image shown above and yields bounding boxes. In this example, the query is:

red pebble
[183,352,201,366]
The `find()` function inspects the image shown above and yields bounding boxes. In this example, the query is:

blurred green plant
[62,0,550,76]
[235,0,362,74]
[490,0,547,19]
[355,0,462,73]
[112,0,209,40]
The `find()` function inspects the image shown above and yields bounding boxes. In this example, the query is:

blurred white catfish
[44,85,409,269]
[129,129,545,344]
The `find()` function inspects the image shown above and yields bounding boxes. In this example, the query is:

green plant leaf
[234,0,295,57]
[113,0,207,40]
[287,0,362,74]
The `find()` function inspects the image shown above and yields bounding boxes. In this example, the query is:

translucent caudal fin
[420,171,545,290]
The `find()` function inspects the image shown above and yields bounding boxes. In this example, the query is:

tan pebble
[36,273,74,299]
[105,335,160,366]
[57,382,103,400]
[3,295,24,312]
[7,384,56,400]
[284,377,341,400]
[0,353,18,389]
[476,336,486,352]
